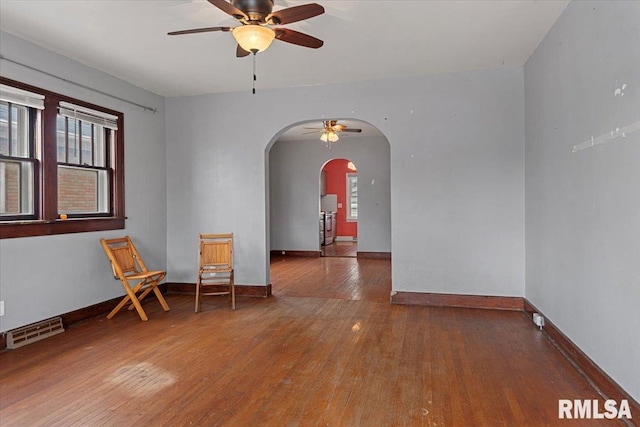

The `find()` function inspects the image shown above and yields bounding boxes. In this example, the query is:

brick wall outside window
[2,163,20,213]
[58,167,98,212]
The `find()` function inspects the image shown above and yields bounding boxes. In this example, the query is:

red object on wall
[322,159,357,238]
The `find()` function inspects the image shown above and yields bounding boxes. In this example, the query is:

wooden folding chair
[196,233,235,313]
[100,236,170,321]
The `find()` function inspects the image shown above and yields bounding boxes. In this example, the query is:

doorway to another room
[320,158,358,258]
[267,117,391,285]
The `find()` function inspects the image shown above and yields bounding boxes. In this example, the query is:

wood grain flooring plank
[0,257,630,426]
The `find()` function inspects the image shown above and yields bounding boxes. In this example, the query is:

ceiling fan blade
[168,26,231,36]
[302,131,321,135]
[208,0,248,20]
[275,28,323,49]
[341,128,363,133]
[267,3,324,25]
[236,44,251,57]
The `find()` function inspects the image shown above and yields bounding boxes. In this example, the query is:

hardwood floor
[321,241,357,258]
[270,255,389,302]
[0,258,629,426]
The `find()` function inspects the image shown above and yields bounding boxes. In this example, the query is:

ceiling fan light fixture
[232,25,275,53]
[320,130,339,144]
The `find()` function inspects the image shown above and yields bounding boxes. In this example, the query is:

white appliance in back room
[321,194,338,246]
[320,211,334,246]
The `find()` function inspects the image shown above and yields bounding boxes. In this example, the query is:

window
[0,98,38,219]
[57,102,115,215]
[346,173,357,221]
[0,77,125,239]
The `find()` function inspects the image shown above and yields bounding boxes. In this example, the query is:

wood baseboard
[524,299,640,417]
[0,286,168,351]
[60,293,142,326]
[1,282,271,351]
[270,250,321,258]
[357,252,391,260]
[166,282,272,298]
[391,291,524,311]
[393,292,639,414]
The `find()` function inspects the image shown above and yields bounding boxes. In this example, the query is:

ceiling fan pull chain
[252,51,257,94]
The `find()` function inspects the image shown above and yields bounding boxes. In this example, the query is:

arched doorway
[320,158,358,258]
[265,117,391,294]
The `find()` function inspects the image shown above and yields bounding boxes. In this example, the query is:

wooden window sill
[0,217,125,239]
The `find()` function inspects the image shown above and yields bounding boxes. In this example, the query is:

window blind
[0,84,45,109]
[58,101,118,130]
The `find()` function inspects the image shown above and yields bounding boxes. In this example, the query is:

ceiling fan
[304,120,363,145]
[168,0,325,57]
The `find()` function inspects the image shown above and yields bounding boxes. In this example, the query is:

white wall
[0,32,167,332]
[524,1,640,400]
[269,135,391,253]
[166,66,525,296]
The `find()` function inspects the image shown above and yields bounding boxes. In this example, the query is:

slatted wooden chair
[196,233,235,313]
[100,236,170,321]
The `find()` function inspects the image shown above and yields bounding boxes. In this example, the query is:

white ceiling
[0,0,569,97]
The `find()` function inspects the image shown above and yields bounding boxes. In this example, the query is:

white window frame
[56,106,112,215]
[0,96,40,219]
[346,173,357,222]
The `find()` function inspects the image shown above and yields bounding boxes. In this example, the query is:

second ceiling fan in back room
[169,0,325,92]
[304,120,362,147]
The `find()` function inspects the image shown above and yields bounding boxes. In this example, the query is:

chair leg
[128,295,149,321]
[125,273,169,313]
[231,271,235,310]
[108,280,149,321]
[129,279,152,311]
[124,282,149,321]
[128,281,150,321]
[150,272,169,312]
[107,294,132,319]
[152,286,170,312]
[195,276,201,313]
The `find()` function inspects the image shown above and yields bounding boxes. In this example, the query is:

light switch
[338,203,343,208]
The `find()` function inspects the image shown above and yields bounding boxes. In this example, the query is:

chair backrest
[100,236,148,278]
[199,233,233,270]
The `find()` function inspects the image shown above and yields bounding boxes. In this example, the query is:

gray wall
[166,66,525,296]
[524,1,640,400]
[269,135,391,253]
[0,32,167,332]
